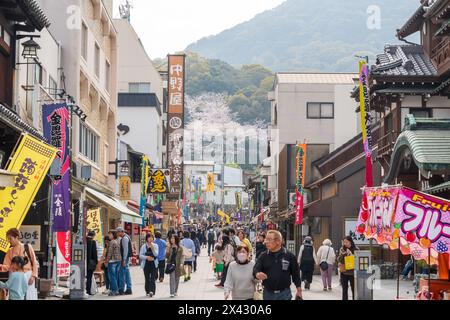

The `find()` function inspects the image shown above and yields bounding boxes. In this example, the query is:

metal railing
[377,130,398,157]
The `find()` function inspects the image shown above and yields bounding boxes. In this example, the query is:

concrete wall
[114,19,163,103]
[118,107,161,166]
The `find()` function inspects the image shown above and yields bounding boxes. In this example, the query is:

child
[0,256,29,300]
[210,245,225,280]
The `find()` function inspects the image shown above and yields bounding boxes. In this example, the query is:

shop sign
[0,134,57,253]
[119,176,131,200]
[86,208,104,247]
[56,231,71,277]
[19,225,41,251]
[148,169,170,194]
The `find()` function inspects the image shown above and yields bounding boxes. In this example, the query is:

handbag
[165,263,176,274]
[181,245,193,259]
[253,282,263,300]
[319,247,331,271]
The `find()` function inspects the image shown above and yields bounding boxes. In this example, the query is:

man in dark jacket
[86,230,98,295]
[253,230,302,300]
[117,227,133,295]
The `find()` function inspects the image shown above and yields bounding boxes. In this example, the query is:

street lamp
[21,38,41,60]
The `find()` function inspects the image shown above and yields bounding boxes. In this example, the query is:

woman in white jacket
[316,239,336,291]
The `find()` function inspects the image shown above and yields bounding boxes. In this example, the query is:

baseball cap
[116,227,124,232]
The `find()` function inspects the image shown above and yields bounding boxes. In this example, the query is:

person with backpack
[316,239,336,291]
[86,230,98,296]
[0,228,39,300]
[297,236,317,290]
[116,227,133,295]
[191,232,201,272]
[207,228,216,256]
[180,231,196,282]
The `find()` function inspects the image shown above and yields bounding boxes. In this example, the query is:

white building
[114,18,166,168]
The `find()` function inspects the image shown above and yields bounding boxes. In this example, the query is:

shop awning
[85,187,142,224]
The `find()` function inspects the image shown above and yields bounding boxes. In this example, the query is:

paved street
[91,247,417,301]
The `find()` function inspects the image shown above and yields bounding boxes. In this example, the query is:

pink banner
[357,186,450,256]
[56,231,71,277]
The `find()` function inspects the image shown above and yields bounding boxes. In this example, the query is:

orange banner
[295,144,307,225]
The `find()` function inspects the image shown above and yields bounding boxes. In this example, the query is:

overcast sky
[112,0,286,59]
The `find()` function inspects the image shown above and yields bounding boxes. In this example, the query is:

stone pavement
[91,247,417,301]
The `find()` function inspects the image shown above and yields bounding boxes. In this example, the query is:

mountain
[186,0,420,72]
[154,52,274,123]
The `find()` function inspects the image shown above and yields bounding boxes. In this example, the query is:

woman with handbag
[139,233,159,297]
[0,228,39,300]
[165,234,185,298]
[316,239,336,291]
[223,245,257,300]
[337,236,358,300]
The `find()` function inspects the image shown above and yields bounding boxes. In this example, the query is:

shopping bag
[181,245,193,259]
[344,255,355,271]
[253,283,263,300]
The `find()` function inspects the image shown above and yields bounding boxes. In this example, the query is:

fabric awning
[85,187,142,224]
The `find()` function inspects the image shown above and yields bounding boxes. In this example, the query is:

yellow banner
[206,172,215,192]
[217,209,230,224]
[0,134,57,252]
[86,208,103,246]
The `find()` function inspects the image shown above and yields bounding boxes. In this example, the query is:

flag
[139,155,150,226]
[295,144,307,225]
[206,172,215,192]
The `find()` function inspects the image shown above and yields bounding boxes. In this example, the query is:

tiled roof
[397,5,425,39]
[371,45,438,78]
[384,115,450,183]
[0,103,46,141]
[16,0,51,31]
[276,73,358,84]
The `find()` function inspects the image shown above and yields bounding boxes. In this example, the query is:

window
[81,22,88,60]
[307,102,334,119]
[129,82,151,93]
[409,108,431,119]
[79,122,99,163]
[34,63,43,85]
[94,43,100,78]
[105,60,111,92]
[49,76,58,99]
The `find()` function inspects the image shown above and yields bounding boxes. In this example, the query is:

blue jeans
[108,261,121,294]
[263,288,292,300]
[119,258,132,292]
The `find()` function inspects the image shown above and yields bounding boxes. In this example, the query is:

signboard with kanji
[120,176,131,200]
[86,208,104,247]
[167,54,185,195]
[19,225,41,251]
[148,169,170,194]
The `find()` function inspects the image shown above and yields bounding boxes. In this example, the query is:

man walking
[154,231,167,282]
[253,230,302,300]
[117,227,133,295]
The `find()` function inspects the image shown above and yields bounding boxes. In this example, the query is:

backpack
[181,240,193,259]
[207,230,215,242]
[301,246,314,263]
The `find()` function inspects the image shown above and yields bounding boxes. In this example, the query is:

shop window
[129,82,151,93]
[48,76,58,99]
[94,43,100,78]
[81,22,88,60]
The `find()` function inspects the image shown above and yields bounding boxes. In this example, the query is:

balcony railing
[377,130,398,158]
[431,37,450,67]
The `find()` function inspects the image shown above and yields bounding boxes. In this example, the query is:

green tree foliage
[154,52,274,124]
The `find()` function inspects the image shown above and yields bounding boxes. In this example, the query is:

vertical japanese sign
[0,134,57,252]
[119,176,131,200]
[42,103,71,232]
[139,156,150,226]
[167,54,185,196]
[86,208,104,246]
[56,230,71,277]
[295,144,307,225]
[148,169,171,194]
[359,61,373,188]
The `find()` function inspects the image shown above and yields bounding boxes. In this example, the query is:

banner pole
[396,236,401,299]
